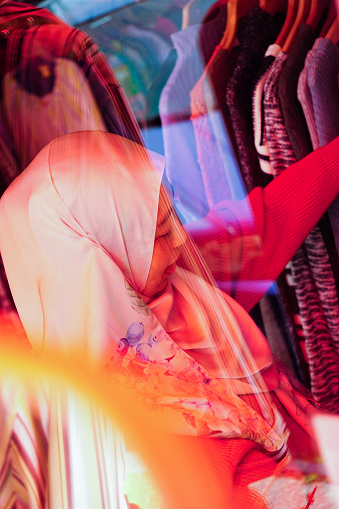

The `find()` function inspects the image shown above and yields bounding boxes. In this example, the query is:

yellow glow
[0,334,239,509]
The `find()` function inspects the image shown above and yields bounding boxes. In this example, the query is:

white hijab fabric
[0,131,288,455]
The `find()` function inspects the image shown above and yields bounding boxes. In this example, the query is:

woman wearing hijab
[0,131,327,508]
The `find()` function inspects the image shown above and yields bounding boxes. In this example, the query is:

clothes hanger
[181,0,193,30]
[259,0,288,16]
[306,0,330,31]
[219,0,259,51]
[325,17,339,45]
[275,0,299,47]
[282,0,311,53]
[181,0,217,30]
[319,1,337,38]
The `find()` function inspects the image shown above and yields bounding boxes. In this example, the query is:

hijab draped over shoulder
[0,131,289,457]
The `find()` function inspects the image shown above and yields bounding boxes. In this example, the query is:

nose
[171,214,187,250]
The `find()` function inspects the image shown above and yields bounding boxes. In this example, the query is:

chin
[152,278,170,299]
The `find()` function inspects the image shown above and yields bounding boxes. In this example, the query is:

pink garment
[0,131,289,455]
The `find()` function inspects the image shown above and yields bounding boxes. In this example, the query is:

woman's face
[142,186,186,299]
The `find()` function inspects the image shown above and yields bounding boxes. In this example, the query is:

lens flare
[0,330,255,509]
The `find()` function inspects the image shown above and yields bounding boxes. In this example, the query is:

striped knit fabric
[308,39,339,150]
[0,381,47,509]
[252,45,308,383]
[4,58,107,173]
[264,52,339,412]
[159,7,226,221]
[286,32,339,311]
[297,38,339,296]
[223,10,305,384]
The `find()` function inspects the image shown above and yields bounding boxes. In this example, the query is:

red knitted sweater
[188,136,339,312]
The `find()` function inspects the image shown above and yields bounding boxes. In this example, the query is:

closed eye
[162,224,175,237]
[157,225,175,239]
[156,216,174,239]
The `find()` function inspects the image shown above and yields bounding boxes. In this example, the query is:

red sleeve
[188,136,339,312]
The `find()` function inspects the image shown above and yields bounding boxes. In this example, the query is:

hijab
[0,131,288,456]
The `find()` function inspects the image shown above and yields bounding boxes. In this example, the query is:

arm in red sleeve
[187,136,339,312]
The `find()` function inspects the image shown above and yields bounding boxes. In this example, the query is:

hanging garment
[225,8,284,193]
[252,38,302,383]
[277,25,339,383]
[308,39,339,148]
[279,24,339,322]
[264,52,339,412]
[4,57,107,172]
[220,8,287,380]
[278,24,315,161]
[158,5,226,222]
[308,39,339,260]
[190,46,240,206]
[188,2,258,206]
[297,38,323,151]
[252,43,281,177]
